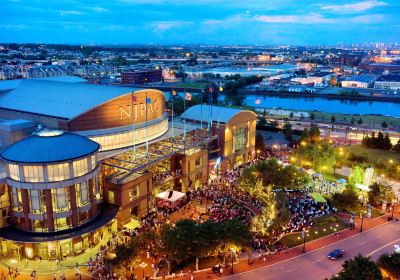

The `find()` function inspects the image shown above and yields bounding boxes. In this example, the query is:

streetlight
[359,211,365,232]
[388,203,395,221]
[302,230,307,253]
[230,248,235,274]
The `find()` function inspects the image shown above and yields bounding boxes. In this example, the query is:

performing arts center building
[0,77,256,261]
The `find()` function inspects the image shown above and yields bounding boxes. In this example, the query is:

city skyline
[1,0,400,45]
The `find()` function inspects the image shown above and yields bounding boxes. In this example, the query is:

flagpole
[183,90,187,151]
[171,90,174,138]
[145,92,149,159]
[200,89,203,130]
[132,94,136,160]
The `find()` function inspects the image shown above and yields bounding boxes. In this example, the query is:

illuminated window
[91,155,97,170]
[8,164,20,181]
[23,165,44,182]
[129,185,139,201]
[75,182,89,207]
[52,188,70,212]
[108,190,115,204]
[29,189,45,214]
[32,219,46,232]
[93,178,102,201]
[73,158,89,177]
[233,127,247,151]
[47,163,70,182]
[11,187,22,211]
[54,217,71,231]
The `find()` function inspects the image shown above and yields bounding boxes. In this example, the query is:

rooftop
[1,131,100,163]
[180,105,256,124]
[344,74,378,83]
[376,75,400,82]
[0,75,86,92]
[0,79,143,120]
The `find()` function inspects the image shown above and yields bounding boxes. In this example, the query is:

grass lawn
[174,82,209,90]
[342,144,400,165]
[277,215,348,248]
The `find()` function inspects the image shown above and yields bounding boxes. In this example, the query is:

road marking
[312,259,321,263]
[272,266,283,270]
[358,242,366,246]
[367,238,400,257]
[218,220,398,280]
[286,269,295,273]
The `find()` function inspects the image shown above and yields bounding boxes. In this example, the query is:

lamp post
[389,203,395,221]
[230,248,234,274]
[359,212,365,232]
[302,230,306,253]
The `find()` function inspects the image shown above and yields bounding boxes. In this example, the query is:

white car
[394,245,400,253]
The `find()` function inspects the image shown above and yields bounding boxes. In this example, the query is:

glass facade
[8,164,20,181]
[233,127,247,151]
[47,163,70,182]
[90,118,168,151]
[73,158,89,177]
[29,189,46,214]
[75,182,89,207]
[52,187,70,213]
[11,187,22,211]
[23,165,44,182]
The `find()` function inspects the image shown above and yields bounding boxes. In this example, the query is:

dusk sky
[1,0,399,45]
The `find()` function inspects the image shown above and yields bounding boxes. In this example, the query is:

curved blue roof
[1,132,100,163]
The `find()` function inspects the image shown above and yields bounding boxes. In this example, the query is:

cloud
[91,7,109,13]
[60,10,85,16]
[350,14,384,23]
[321,0,387,13]
[151,21,191,32]
[255,13,335,24]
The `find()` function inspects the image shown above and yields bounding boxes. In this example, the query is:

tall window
[52,188,70,212]
[54,217,71,231]
[23,165,44,182]
[11,187,22,211]
[233,127,247,151]
[29,189,45,214]
[73,158,89,177]
[76,182,89,207]
[47,163,70,182]
[93,178,102,201]
[91,155,97,171]
[8,164,20,181]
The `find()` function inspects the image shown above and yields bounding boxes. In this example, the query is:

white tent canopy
[156,190,186,203]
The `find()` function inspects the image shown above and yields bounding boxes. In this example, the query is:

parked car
[328,249,345,260]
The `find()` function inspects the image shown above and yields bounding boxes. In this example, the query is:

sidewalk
[178,211,397,280]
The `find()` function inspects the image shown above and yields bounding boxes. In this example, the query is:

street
[222,220,400,280]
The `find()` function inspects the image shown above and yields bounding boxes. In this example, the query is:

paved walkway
[174,210,398,280]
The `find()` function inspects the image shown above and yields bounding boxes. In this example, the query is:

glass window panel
[23,165,44,182]
[8,164,20,181]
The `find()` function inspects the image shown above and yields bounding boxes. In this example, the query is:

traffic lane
[225,221,400,280]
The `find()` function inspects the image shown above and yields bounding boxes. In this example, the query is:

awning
[156,190,186,203]
[310,192,327,203]
[337,178,347,184]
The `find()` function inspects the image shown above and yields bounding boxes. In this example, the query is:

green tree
[309,126,321,143]
[331,115,336,124]
[294,140,336,173]
[393,139,400,153]
[250,181,277,236]
[348,165,365,189]
[368,182,396,207]
[331,189,360,212]
[381,121,388,129]
[357,118,363,125]
[310,112,316,122]
[377,253,400,279]
[300,128,310,142]
[330,254,382,280]
[283,122,293,142]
